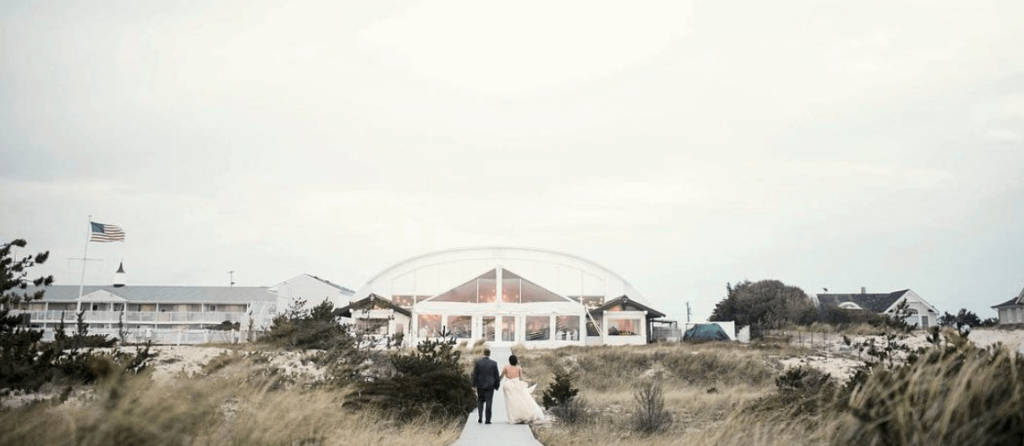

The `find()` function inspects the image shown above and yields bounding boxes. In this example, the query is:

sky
[2,0,1023,321]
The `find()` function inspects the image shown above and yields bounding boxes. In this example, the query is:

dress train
[502,377,545,424]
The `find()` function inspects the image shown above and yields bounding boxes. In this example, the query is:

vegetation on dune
[532,327,1024,446]
[710,280,818,337]
[5,246,1023,446]
[521,343,781,394]
[345,335,476,422]
[707,279,999,340]
[1,239,154,393]
[835,329,1024,446]
[259,300,475,422]
[0,365,462,446]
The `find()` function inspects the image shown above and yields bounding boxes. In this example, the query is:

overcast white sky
[2,0,1023,321]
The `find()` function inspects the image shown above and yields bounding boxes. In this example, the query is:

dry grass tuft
[518,342,781,394]
[0,358,461,446]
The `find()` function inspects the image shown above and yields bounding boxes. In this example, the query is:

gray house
[815,288,939,328]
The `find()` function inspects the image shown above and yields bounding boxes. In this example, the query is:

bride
[500,355,545,424]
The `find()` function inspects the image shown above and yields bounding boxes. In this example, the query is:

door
[482,316,496,342]
[500,316,517,342]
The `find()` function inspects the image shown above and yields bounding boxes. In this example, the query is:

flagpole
[77,215,91,312]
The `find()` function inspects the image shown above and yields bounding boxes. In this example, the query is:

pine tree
[542,368,579,409]
[0,239,54,390]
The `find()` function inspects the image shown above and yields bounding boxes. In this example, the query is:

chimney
[861,286,866,294]
[113,262,126,288]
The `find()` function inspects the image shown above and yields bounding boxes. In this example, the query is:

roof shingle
[816,290,909,313]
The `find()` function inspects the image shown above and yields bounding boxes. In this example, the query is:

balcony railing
[12,310,246,325]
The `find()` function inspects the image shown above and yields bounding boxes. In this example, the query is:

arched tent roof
[352,246,654,307]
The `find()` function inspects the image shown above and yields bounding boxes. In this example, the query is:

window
[607,318,641,336]
[526,316,550,341]
[393,295,427,307]
[580,296,604,308]
[447,315,472,339]
[478,278,497,303]
[431,270,496,303]
[501,277,521,303]
[358,318,388,335]
[482,316,496,341]
[418,314,442,338]
[501,316,516,342]
[518,273,566,303]
[555,315,580,341]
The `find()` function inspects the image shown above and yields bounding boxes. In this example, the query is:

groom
[471,348,500,424]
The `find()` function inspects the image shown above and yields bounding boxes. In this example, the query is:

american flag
[90,221,125,242]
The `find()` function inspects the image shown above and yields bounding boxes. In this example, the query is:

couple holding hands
[471,349,545,425]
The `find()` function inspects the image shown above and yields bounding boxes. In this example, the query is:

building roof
[992,296,1022,309]
[593,295,666,318]
[335,293,412,318]
[991,284,1024,309]
[815,290,910,313]
[353,246,654,308]
[306,274,355,294]
[24,285,275,304]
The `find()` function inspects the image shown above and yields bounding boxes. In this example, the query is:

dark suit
[471,355,501,422]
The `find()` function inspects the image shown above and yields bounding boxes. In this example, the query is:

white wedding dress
[502,375,545,424]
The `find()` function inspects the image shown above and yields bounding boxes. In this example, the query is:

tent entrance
[474,314,517,344]
[481,316,496,342]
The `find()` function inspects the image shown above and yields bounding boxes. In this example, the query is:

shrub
[261,299,349,350]
[542,368,579,409]
[346,336,475,422]
[748,366,836,418]
[630,379,673,435]
[549,395,592,425]
[66,310,117,349]
[542,368,589,425]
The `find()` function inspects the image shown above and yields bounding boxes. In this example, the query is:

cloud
[359,0,690,95]
[2,0,1024,322]
[984,128,1023,143]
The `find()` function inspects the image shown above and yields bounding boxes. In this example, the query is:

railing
[36,327,244,345]
[763,329,853,354]
[12,310,246,325]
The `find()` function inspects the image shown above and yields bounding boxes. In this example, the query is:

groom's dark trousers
[471,354,500,423]
[477,387,494,423]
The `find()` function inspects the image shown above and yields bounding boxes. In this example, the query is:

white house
[268,273,355,315]
[815,288,940,328]
[347,246,667,348]
[11,265,353,344]
[992,284,1024,325]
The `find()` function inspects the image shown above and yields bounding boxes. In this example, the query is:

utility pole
[229,271,235,287]
[686,301,692,323]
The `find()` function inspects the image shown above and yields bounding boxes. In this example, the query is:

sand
[779,328,1024,379]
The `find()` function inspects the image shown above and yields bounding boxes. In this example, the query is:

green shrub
[542,368,579,409]
[261,299,350,351]
[346,336,475,422]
